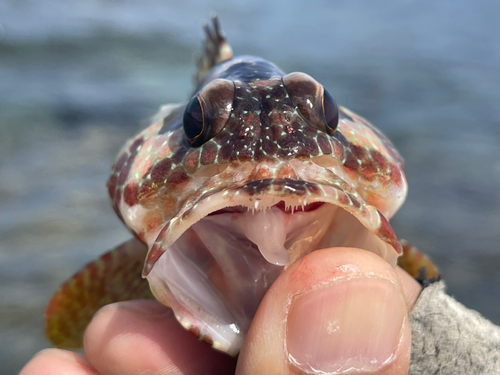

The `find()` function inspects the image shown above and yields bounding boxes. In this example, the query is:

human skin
[20,247,421,375]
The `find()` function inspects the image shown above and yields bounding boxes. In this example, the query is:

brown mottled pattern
[106,57,408,251]
[45,239,152,348]
[398,240,441,286]
[46,18,440,354]
[107,137,144,218]
[142,177,402,275]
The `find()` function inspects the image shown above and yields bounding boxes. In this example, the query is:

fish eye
[183,96,207,147]
[283,72,338,136]
[322,88,339,135]
[183,78,235,148]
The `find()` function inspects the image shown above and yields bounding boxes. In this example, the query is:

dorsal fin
[195,15,233,84]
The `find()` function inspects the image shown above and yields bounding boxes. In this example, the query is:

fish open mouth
[208,200,326,215]
[145,178,401,355]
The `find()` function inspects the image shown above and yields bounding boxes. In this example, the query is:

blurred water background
[1,0,499,373]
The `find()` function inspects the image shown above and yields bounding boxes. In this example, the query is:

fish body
[46,16,439,355]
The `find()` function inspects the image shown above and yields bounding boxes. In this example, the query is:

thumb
[237,247,418,375]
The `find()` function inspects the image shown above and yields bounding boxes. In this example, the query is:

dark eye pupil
[183,97,205,144]
[323,88,339,135]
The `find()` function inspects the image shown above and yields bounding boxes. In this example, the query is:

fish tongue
[240,207,290,266]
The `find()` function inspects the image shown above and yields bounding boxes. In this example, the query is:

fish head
[106,64,407,354]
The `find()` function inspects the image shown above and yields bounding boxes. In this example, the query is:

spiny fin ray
[195,14,233,84]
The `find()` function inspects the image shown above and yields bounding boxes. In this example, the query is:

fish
[45,16,439,356]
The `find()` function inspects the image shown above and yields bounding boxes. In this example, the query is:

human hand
[21,247,421,375]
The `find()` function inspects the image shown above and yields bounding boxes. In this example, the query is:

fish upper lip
[142,178,402,277]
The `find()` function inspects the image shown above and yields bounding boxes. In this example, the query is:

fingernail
[286,277,406,374]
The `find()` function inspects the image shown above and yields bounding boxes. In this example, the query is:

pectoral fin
[397,239,440,287]
[45,238,153,349]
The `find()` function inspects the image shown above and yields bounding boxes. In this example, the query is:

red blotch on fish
[124,183,139,206]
